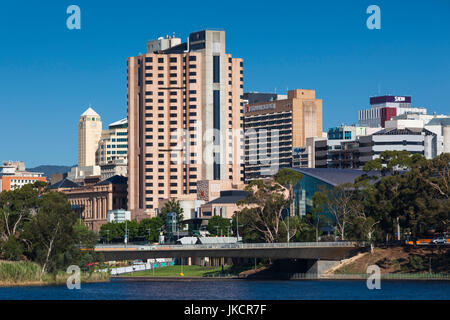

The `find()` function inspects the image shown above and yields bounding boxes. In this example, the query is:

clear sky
[1,0,449,167]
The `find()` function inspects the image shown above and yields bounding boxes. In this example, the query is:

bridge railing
[95,241,367,251]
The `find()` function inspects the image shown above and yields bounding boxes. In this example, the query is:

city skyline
[1,0,450,167]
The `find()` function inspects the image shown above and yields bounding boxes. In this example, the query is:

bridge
[93,242,367,262]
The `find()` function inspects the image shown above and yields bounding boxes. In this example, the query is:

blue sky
[1,0,449,167]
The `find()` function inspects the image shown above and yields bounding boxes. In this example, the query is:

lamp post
[287,209,290,245]
[106,230,110,244]
[124,220,128,248]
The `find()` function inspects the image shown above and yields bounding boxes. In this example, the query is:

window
[213,55,220,83]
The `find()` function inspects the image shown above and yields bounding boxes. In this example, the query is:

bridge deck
[92,242,367,261]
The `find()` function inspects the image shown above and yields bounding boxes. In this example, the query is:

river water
[0,278,449,300]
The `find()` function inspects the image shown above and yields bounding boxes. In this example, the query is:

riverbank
[328,246,450,275]
[0,260,110,287]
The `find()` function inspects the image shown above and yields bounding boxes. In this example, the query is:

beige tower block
[78,107,102,167]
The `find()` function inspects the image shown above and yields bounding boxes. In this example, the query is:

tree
[322,183,355,240]
[159,198,184,230]
[207,216,232,236]
[417,153,450,200]
[348,187,379,253]
[138,217,163,242]
[0,183,42,249]
[236,179,290,243]
[363,150,416,176]
[73,219,103,271]
[311,191,328,242]
[23,192,79,276]
[99,221,123,243]
[274,168,304,216]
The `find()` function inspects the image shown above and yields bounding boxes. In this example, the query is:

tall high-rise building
[244,89,323,182]
[127,31,244,218]
[78,107,102,167]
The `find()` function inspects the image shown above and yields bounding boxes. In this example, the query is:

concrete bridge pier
[272,259,340,277]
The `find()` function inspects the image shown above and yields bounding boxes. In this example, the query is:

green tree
[207,216,232,236]
[99,222,123,243]
[274,168,304,215]
[363,150,416,176]
[311,191,328,241]
[236,179,290,243]
[138,217,163,242]
[159,198,184,230]
[322,183,355,240]
[23,192,79,276]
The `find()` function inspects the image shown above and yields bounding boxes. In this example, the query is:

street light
[124,220,128,248]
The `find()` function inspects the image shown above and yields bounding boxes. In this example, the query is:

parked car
[431,236,447,245]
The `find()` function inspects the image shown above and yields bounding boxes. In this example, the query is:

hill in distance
[28,165,75,179]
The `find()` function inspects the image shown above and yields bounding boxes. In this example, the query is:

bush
[2,237,24,261]
[409,255,424,270]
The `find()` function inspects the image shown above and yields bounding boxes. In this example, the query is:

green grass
[0,260,110,286]
[0,261,41,283]
[121,265,233,277]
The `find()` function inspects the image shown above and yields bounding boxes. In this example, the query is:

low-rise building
[50,175,128,231]
[358,95,427,128]
[199,190,249,219]
[0,161,47,191]
[359,127,437,163]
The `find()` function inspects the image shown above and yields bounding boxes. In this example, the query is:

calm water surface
[0,278,449,300]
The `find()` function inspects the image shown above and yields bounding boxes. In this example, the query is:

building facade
[78,107,102,168]
[97,118,128,166]
[0,161,46,191]
[244,89,323,182]
[359,127,437,163]
[358,96,427,128]
[51,175,128,231]
[127,30,245,219]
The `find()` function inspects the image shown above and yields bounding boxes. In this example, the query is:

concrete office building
[386,113,450,156]
[243,92,287,105]
[358,96,427,128]
[98,118,128,166]
[127,30,244,219]
[244,89,322,182]
[0,161,46,191]
[359,127,437,164]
